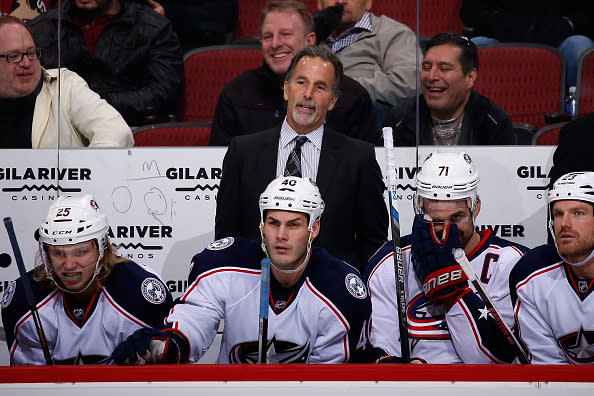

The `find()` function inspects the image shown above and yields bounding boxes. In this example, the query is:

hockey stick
[3,217,52,365]
[382,127,410,363]
[257,257,271,364]
[452,248,530,364]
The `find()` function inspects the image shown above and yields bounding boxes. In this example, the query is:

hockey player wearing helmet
[113,176,371,364]
[365,151,528,364]
[36,194,114,294]
[413,151,482,256]
[258,176,324,282]
[510,172,594,364]
[1,194,173,365]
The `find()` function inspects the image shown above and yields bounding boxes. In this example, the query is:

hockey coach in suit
[215,45,387,272]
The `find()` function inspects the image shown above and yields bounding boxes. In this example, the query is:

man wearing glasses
[0,15,132,148]
[383,32,515,146]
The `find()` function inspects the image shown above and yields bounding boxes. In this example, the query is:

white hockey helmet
[259,176,325,229]
[548,172,594,205]
[38,194,110,292]
[414,151,480,214]
[39,194,109,249]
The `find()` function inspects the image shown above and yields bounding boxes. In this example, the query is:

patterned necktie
[283,135,308,177]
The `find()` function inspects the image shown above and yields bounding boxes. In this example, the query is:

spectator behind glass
[209,0,378,146]
[0,15,133,148]
[315,0,420,123]
[160,0,238,53]
[29,0,183,126]
[382,32,515,146]
[460,0,594,87]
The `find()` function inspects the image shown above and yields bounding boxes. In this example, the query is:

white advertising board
[0,146,554,303]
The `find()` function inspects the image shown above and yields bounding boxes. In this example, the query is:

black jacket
[549,112,594,186]
[161,0,238,52]
[29,0,183,126]
[382,91,515,146]
[215,125,388,272]
[209,63,379,146]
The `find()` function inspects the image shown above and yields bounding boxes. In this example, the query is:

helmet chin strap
[260,225,313,274]
[45,248,105,295]
[548,219,594,267]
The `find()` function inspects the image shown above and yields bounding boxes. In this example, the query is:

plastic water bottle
[566,86,576,117]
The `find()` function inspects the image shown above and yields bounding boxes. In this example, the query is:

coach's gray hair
[285,45,343,96]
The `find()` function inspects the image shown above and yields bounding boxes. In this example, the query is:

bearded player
[510,172,594,364]
[365,151,528,363]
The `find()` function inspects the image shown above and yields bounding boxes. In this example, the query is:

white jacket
[32,68,134,148]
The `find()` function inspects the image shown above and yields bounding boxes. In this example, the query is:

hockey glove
[313,4,344,44]
[411,214,469,305]
[112,328,186,365]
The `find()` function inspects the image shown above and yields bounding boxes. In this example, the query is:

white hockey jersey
[510,244,594,364]
[365,229,527,363]
[1,261,173,365]
[165,237,371,363]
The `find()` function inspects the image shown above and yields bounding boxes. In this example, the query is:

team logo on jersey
[141,278,167,304]
[407,293,450,340]
[229,336,310,363]
[558,326,594,363]
[207,237,234,250]
[345,273,367,299]
[89,200,99,211]
[72,308,85,321]
[0,281,16,308]
[578,280,589,293]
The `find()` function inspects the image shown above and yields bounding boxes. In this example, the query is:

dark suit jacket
[215,126,388,271]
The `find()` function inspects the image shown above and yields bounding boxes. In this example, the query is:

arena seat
[474,44,566,130]
[178,45,262,122]
[133,122,212,146]
[531,122,568,145]
[379,0,464,37]
[233,0,464,42]
[234,0,270,42]
[576,47,594,117]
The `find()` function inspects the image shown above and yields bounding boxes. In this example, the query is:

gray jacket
[323,13,420,107]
